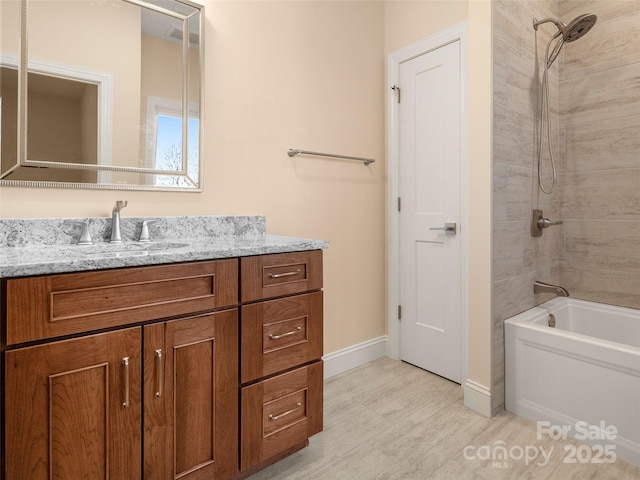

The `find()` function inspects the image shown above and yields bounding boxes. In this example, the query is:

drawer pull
[268,269,301,279]
[269,402,302,421]
[154,349,163,398]
[269,326,302,340]
[122,357,130,409]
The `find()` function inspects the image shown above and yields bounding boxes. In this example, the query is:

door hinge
[391,85,400,103]
[398,305,402,320]
[397,197,401,212]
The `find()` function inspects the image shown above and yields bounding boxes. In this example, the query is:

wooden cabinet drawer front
[241,292,323,383]
[241,250,322,302]
[240,361,323,471]
[6,259,238,345]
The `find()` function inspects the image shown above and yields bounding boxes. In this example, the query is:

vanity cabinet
[239,251,324,472]
[2,259,239,480]
[1,249,324,479]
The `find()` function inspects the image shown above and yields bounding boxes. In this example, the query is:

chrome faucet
[110,200,128,243]
[534,281,569,297]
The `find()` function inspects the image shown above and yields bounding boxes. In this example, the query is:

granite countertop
[0,216,329,278]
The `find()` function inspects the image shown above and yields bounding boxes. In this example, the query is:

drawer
[241,291,322,384]
[5,259,238,345]
[240,250,322,302]
[240,361,323,471]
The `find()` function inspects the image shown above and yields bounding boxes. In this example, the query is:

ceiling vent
[167,26,199,46]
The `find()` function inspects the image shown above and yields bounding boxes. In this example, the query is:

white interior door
[398,40,461,383]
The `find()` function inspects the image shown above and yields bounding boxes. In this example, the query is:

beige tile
[494,270,544,322]
[494,45,538,115]
[494,4,527,64]
[565,219,640,272]
[563,10,640,79]
[563,115,640,173]
[548,453,640,480]
[492,337,505,415]
[370,400,493,466]
[494,0,552,69]
[406,458,485,480]
[560,265,640,309]
[560,62,640,126]
[494,163,534,223]
[301,440,404,480]
[494,220,536,280]
[358,366,461,422]
[559,168,640,220]
[523,0,558,21]
[560,0,640,25]
[494,103,536,169]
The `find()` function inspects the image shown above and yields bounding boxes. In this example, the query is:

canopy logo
[463,420,618,469]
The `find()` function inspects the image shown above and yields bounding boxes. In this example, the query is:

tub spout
[534,281,569,297]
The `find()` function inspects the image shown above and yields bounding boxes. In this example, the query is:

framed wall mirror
[0,0,203,191]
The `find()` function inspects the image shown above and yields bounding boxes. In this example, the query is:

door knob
[430,222,457,236]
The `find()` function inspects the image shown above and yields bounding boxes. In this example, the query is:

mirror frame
[0,0,204,192]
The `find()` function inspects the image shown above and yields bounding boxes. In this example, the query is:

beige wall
[0,0,20,54]
[0,0,494,386]
[28,0,141,168]
[466,0,493,401]
[1,1,387,356]
[384,0,468,53]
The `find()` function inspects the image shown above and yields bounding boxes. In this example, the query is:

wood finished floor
[248,357,640,480]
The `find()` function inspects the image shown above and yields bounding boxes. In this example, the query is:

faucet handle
[138,219,160,242]
[64,220,93,245]
[537,217,563,228]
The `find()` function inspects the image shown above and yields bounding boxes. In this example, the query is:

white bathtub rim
[505,298,640,354]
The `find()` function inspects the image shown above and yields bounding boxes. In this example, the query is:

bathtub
[505,297,640,466]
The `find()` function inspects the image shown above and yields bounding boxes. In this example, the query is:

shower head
[534,13,597,67]
[562,14,597,42]
[533,13,597,42]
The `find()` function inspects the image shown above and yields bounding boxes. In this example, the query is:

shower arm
[533,17,566,31]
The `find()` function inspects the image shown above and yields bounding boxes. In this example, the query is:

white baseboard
[464,380,493,417]
[322,336,388,379]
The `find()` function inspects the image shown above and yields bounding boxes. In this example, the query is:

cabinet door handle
[268,269,301,279]
[269,326,302,340]
[268,402,301,421]
[122,357,130,409]
[154,349,163,398]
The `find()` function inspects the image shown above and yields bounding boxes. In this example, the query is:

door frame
[387,21,469,385]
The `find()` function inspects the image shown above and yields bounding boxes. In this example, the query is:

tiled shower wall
[558,0,640,309]
[492,0,563,415]
[492,0,640,415]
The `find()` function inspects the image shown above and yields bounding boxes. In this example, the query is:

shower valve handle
[537,217,563,228]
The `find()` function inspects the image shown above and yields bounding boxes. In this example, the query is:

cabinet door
[5,328,141,480]
[144,310,239,480]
